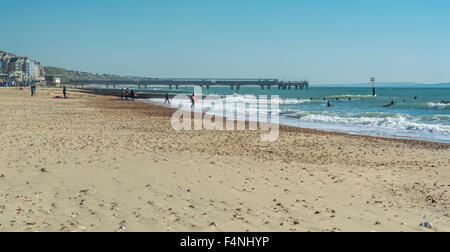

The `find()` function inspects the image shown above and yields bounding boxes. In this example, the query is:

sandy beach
[0,87,449,232]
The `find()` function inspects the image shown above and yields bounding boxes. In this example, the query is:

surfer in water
[384,100,396,107]
[327,100,332,108]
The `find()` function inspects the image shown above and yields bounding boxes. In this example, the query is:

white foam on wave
[296,114,450,135]
[428,102,450,110]
[145,95,280,120]
[328,94,377,99]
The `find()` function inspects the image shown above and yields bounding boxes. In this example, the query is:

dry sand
[0,87,449,232]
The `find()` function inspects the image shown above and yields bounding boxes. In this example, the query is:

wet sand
[0,87,449,232]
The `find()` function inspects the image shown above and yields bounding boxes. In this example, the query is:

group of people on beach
[118,89,194,109]
[163,91,196,109]
[162,92,197,109]
[120,88,138,101]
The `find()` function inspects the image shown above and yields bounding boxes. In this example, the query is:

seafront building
[0,51,44,82]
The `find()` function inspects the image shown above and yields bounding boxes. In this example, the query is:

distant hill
[43,66,150,82]
[418,83,450,88]
[314,82,450,88]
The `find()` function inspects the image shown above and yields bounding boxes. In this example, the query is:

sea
[141,86,450,143]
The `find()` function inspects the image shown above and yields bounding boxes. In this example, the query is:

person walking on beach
[164,92,171,105]
[191,92,196,109]
[130,89,138,101]
[121,88,124,100]
[31,84,36,97]
[125,88,130,100]
[63,85,67,99]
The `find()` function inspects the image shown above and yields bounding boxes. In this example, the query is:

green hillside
[43,66,148,81]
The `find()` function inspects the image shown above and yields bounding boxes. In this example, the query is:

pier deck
[66,78,309,92]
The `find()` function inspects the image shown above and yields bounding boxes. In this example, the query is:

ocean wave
[224,95,318,105]
[428,102,450,110]
[381,102,450,110]
[296,114,450,135]
[327,94,377,100]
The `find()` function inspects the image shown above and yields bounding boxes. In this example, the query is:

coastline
[80,86,450,146]
[1,87,449,232]
[140,98,449,150]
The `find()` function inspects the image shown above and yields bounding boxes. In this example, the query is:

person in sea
[384,100,396,107]
[63,86,67,99]
[165,92,171,105]
[327,100,332,107]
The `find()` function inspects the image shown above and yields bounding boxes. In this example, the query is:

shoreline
[139,97,449,150]
[78,86,450,147]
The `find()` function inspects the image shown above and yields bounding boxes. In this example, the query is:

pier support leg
[169,85,172,90]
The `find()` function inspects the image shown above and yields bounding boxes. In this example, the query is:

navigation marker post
[370,77,376,96]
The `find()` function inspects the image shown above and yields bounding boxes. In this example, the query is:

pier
[66,78,309,92]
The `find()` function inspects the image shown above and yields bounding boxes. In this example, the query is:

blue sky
[2,0,449,84]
